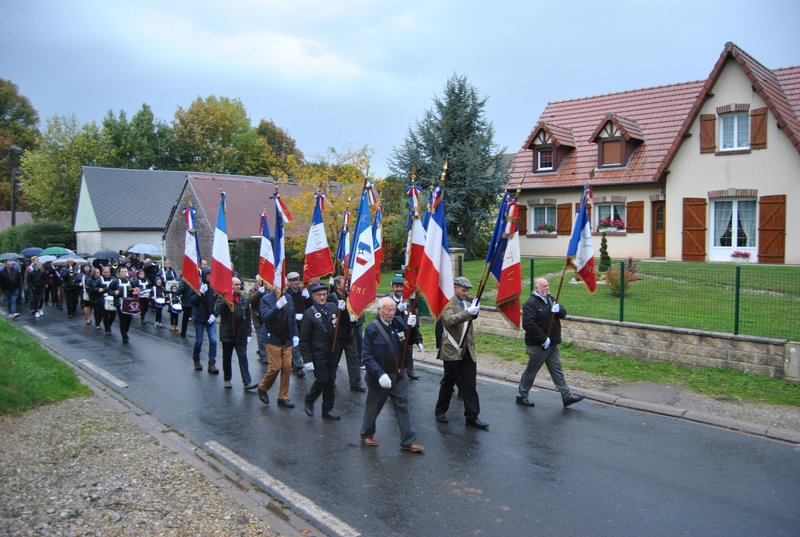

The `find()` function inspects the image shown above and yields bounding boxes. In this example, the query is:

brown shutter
[700,114,716,154]
[557,203,572,235]
[517,205,528,235]
[626,201,644,233]
[601,141,622,165]
[750,107,768,150]
[758,195,785,263]
[682,198,707,261]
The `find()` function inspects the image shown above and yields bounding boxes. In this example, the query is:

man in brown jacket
[433,277,488,429]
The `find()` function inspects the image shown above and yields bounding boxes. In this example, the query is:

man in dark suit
[386,272,423,379]
[300,283,341,420]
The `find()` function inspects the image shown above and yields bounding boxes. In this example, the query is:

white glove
[247,336,251,343]
[292,336,299,347]
[551,303,560,313]
[542,337,551,350]
[397,301,408,312]
[378,373,392,389]
[258,286,265,294]
[417,343,424,352]
[407,314,417,327]
[301,288,309,298]
[199,283,208,294]
[348,314,355,322]
[295,313,303,321]
[337,299,345,310]
[276,295,287,309]
[303,361,314,370]
[328,276,334,286]
[207,315,215,325]
[466,300,480,316]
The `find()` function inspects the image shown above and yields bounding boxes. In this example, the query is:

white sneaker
[11,313,19,319]
[224,380,232,389]
[38,309,43,317]
[34,311,40,318]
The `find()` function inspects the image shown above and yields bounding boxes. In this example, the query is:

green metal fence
[528,258,800,341]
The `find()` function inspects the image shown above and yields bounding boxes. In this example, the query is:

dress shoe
[516,396,536,407]
[563,394,585,408]
[363,437,379,447]
[193,359,202,371]
[258,389,270,405]
[207,363,219,375]
[435,414,449,423]
[465,418,489,429]
[122,337,129,344]
[322,410,341,420]
[407,372,421,380]
[350,385,366,393]
[304,401,313,416]
[243,382,258,391]
[401,443,424,453]
[277,399,295,408]
[294,369,306,378]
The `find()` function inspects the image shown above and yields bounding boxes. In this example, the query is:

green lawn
[0,318,91,415]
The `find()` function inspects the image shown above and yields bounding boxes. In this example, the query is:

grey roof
[80,167,203,230]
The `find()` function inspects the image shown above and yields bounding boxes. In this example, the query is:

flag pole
[399,164,421,374]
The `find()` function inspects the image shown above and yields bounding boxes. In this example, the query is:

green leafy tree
[0,78,40,210]
[100,104,176,170]
[388,74,507,255]
[20,115,102,224]
[256,119,304,176]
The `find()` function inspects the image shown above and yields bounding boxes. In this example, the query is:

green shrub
[605,269,638,297]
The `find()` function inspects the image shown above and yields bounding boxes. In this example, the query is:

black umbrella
[92,249,122,260]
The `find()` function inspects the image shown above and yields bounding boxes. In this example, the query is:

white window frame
[595,203,625,229]
[531,205,556,233]
[720,112,749,151]
[537,149,554,171]
[710,198,757,261]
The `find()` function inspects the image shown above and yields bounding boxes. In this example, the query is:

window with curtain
[720,113,749,150]
[532,205,556,232]
[596,203,625,228]
[713,199,756,247]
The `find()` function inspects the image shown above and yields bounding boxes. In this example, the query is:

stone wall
[471,307,797,381]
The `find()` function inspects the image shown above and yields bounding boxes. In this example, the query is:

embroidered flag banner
[258,209,275,286]
[417,187,454,318]
[403,184,426,301]
[303,193,334,283]
[209,191,233,306]
[372,203,383,284]
[347,185,377,317]
[566,183,597,293]
[272,193,292,295]
[335,209,351,270]
[487,192,522,328]
[181,206,202,293]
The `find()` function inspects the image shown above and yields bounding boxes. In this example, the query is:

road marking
[24,326,47,339]
[206,440,360,537]
[78,359,129,388]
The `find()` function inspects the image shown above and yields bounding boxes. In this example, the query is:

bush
[605,269,638,297]
[598,232,611,272]
[0,220,75,252]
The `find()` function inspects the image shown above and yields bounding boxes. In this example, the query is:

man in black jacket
[190,268,219,374]
[328,275,365,392]
[0,260,22,319]
[517,277,584,408]
[60,259,82,318]
[300,283,341,420]
[386,273,423,379]
[216,277,257,390]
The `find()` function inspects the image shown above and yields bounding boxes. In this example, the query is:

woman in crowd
[151,275,167,328]
[133,269,151,326]
[77,263,94,325]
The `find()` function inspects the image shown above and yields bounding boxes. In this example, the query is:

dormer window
[596,123,624,167]
[525,122,575,173]
[538,148,554,170]
[591,114,644,168]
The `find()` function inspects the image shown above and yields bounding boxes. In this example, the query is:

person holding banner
[216,277,258,391]
[190,267,219,374]
[328,275,366,392]
[517,278,584,408]
[434,276,488,429]
[300,283,341,420]
[257,284,299,408]
[387,273,422,380]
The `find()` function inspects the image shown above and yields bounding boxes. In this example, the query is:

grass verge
[0,318,91,415]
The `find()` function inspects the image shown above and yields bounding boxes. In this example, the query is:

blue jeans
[4,289,19,315]
[193,320,217,363]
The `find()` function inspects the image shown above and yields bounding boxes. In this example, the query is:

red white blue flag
[209,191,233,307]
[417,187,453,318]
[335,209,351,270]
[567,183,597,293]
[258,210,275,286]
[347,183,377,317]
[303,193,334,283]
[486,192,522,328]
[372,203,383,284]
[272,193,292,295]
[181,206,202,294]
[403,184,426,301]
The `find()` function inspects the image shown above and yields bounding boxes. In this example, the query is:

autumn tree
[20,115,102,224]
[388,74,507,255]
[0,78,40,210]
[100,104,176,170]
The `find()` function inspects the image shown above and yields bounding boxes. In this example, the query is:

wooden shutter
[682,198,707,261]
[601,141,622,165]
[517,205,528,235]
[700,114,716,154]
[758,195,785,264]
[626,201,644,233]
[750,107,768,150]
[574,202,592,221]
[557,203,571,235]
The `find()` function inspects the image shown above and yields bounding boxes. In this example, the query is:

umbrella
[20,247,43,257]
[0,252,22,261]
[40,246,73,256]
[37,255,57,264]
[126,243,163,256]
[53,255,89,265]
[92,249,122,260]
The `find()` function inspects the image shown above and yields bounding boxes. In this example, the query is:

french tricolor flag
[487,192,522,328]
[273,194,292,295]
[567,183,597,293]
[372,204,383,284]
[181,206,202,293]
[403,184,426,301]
[303,193,334,283]
[209,191,233,306]
[258,210,275,285]
[346,184,377,317]
[417,187,454,318]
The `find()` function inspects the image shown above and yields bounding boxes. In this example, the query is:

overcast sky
[2,0,798,179]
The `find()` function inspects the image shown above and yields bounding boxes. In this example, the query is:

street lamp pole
[8,145,22,227]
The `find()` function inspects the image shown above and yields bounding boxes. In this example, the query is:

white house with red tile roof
[508,42,800,265]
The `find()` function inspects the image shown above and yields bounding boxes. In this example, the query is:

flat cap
[287,271,300,280]
[453,276,473,289]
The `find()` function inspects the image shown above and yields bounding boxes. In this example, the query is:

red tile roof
[508,42,800,191]
[523,122,576,149]
[590,113,645,142]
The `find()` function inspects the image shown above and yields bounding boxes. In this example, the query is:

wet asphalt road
[23,311,800,537]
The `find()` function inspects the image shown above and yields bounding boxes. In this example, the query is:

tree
[388,74,507,255]
[100,104,176,170]
[256,119,304,177]
[20,115,102,224]
[0,78,40,210]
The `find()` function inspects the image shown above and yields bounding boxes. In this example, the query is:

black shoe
[304,401,313,417]
[207,363,219,375]
[258,388,270,405]
[322,410,341,420]
[122,337,129,344]
[466,418,489,429]
[516,396,535,407]
[278,399,295,408]
[563,394,585,408]
[193,359,202,371]
[435,414,448,423]
[243,382,258,391]
[105,330,111,336]
[350,385,366,392]
[294,369,306,378]
[407,372,421,380]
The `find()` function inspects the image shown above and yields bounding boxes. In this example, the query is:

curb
[415,354,800,445]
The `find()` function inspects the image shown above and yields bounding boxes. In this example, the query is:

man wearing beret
[386,273,422,380]
[300,283,342,419]
[434,276,488,429]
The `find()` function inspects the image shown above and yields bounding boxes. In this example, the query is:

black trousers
[65,288,80,315]
[118,311,133,340]
[305,356,338,413]
[180,306,192,336]
[435,354,480,421]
